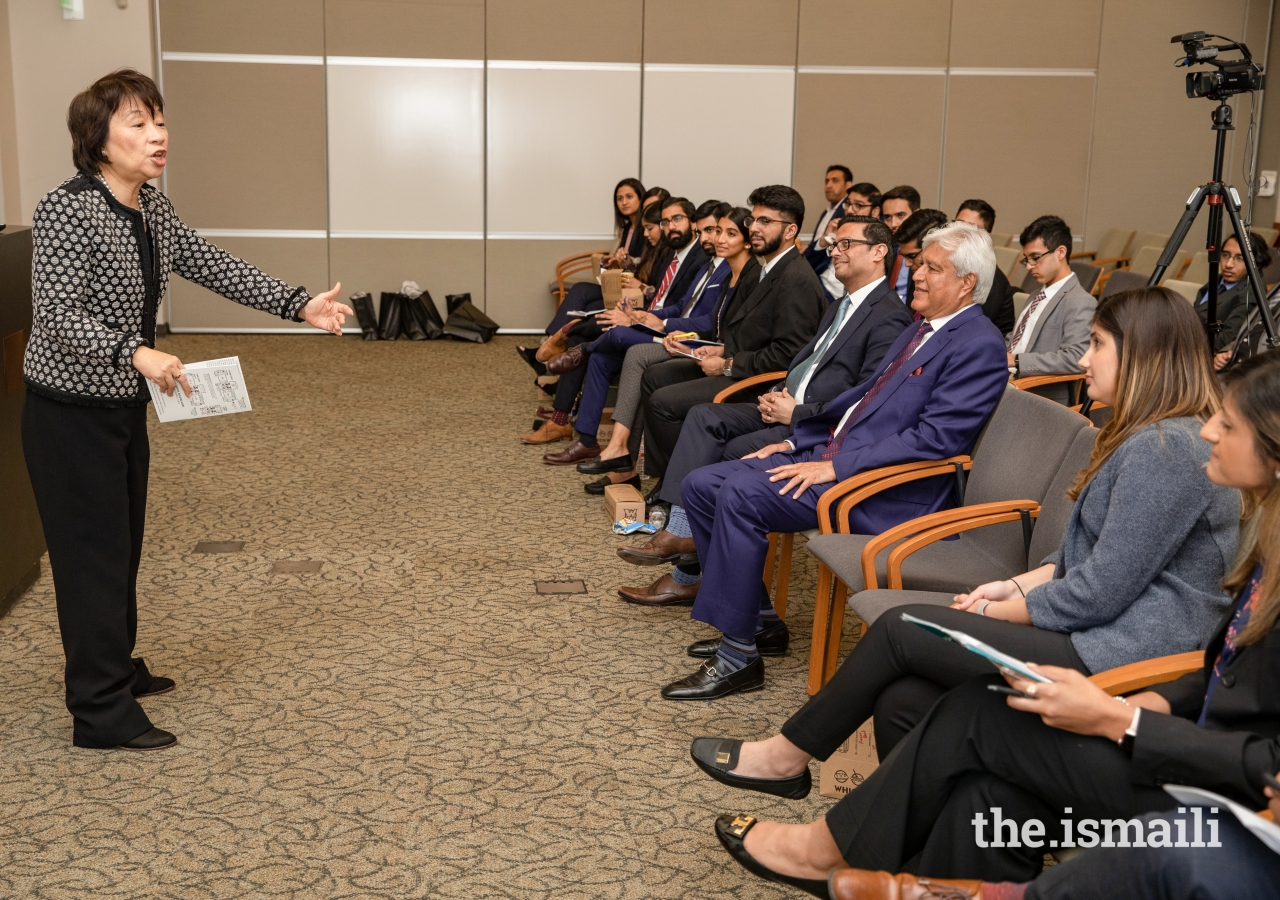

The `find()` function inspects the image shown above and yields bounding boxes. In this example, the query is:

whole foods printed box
[818,719,878,798]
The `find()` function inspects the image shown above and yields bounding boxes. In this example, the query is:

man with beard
[634,185,827,503]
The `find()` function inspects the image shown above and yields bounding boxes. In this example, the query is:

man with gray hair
[660,221,1010,700]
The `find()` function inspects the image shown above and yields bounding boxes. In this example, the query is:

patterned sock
[578,433,598,448]
[667,505,692,538]
[551,410,569,426]
[713,634,758,673]
[981,884,1028,900]
[758,598,782,627]
[670,567,701,585]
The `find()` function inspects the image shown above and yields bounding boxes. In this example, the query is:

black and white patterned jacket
[25,172,310,406]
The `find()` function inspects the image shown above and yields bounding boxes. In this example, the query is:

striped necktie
[1007,287,1047,350]
[653,256,680,308]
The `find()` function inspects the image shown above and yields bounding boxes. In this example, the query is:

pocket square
[909,367,924,376]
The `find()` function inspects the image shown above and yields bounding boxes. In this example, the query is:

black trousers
[638,359,737,480]
[551,333,593,414]
[825,676,1173,882]
[658,401,791,505]
[21,390,155,747]
[546,282,603,334]
[782,605,1087,759]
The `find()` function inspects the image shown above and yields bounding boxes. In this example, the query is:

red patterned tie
[653,257,680,308]
[1007,287,1047,350]
[822,320,933,460]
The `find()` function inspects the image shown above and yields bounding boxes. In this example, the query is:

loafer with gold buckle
[714,814,828,898]
[691,737,811,798]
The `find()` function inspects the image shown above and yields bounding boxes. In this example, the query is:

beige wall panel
[158,0,323,56]
[486,240,607,330]
[487,68,640,237]
[329,238,484,308]
[325,0,484,59]
[798,0,950,68]
[644,0,799,66]
[486,0,642,63]
[168,238,328,331]
[0,0,22,226]
[163,62,327,230]
[949,0,1104,69]
[1249,2,1280,228]
[6,0,153,224]
[943,76,1095,238]
[1084,0,1253,246]
[327,63,483,234]
[794,73,945,225]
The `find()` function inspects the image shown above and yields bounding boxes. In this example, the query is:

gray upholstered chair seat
[849,589,955,626]
[806,530,1024,596]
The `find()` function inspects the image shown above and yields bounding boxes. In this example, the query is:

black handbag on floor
[406,291,445,340]
[378,292,405,340]
[443,294,500,343]
[351,292,379,341]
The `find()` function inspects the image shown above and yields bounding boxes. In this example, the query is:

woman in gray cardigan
[686,287,1238,807]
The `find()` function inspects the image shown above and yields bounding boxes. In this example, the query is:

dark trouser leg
[1026,810,1280,900]
[781,604,1086,760]
[21,391,154,747]
[658,402,765,506]
[723,423,792,460]
[551,335,592,414]
[871,676,947,757]
[546,283,602,334]
[574,351,625,442]
[824,677,1171,880]
[636,358,703,476]
[640,371,734,479]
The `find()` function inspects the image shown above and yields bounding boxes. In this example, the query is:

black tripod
[1149,99,1279,352]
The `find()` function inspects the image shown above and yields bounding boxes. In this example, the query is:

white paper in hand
[1163,785,1280,856]
[147,356,252,422]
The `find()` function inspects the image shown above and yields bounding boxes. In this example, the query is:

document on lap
[900,613,1053,683]
[147,356,253,423]
[1164,785,1280,855]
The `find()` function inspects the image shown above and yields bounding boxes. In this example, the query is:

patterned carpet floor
[0,333,860,899]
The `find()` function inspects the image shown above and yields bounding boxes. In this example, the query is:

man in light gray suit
[1007,215,1095,405]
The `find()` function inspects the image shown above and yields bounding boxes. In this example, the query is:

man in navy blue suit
[661,221,1010,700]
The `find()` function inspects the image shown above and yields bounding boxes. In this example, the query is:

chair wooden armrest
[552,250,611,307]
[1069,251,1097,260]
[861,500,1040,590]
[713,371,787,403]
[1012,373,1085,392]
[1262,809,1276,822]
[814,457,972,536]
[1090,255,1130,268]
[1087,651,1203,695]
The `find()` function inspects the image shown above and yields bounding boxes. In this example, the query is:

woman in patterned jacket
[22,69,351,752]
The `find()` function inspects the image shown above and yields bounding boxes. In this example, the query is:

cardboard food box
[599,270,644,309]
[604,483,646,525]
[818,718,879,799]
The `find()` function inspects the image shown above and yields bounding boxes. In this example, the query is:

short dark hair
[848,181,879,198]
[826,165,853,183]
[956,198,996,232]
[68,68,164,175]
[1226,231,1274,271]
[881,185,921,211]
[748,184,806,233]
[895,209,949,248]
[694,199,728,222]
[663,196,697,222]
[643,186,670,209]
[1019,215,1073,256]
[837,214,894,254]
[642,201,663,225]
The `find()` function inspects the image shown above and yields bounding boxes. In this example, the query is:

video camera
[1173,31,1264,100]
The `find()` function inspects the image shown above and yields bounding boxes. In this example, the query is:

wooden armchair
[1013,373,1087,406]
[551,250,610,309]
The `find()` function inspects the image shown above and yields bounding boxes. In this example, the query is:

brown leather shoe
[520,420,573,444]
[535,324,572,363]
[547,344,587,374]
[828,868,985,900]
[618,572,698,606]
[617,529,697,566]
[543,440,601,465]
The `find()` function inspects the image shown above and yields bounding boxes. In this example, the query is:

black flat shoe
[714,814,828,898]
[661,656,764,700]
[691,737,812,799]
[517,345,548,376]
[643,479,664,506]
[118,727,178,752]
[576,454,634,475]
[689,621,790,659]
[585,474,641,495]
[134,676,176,698]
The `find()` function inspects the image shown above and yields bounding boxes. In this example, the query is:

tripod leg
[1148,186,1209,286]
[1222,191,1280,348]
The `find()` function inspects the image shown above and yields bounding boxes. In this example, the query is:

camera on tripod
[1174,31,1264,100]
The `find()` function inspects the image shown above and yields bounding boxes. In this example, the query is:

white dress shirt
[810,202,841,249]
[759,244,795,281]
[681,256,724,313]
[792,276,886,403]
[820,260,844,298]
[653,240,698,309]
[1009,272,1072,354]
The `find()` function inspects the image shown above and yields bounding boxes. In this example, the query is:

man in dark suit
[1215,280,1280,372]
[801,165,852,274]
[881,185,921,299]
[636,185,828,492]
[1195,232,1271,352]
[615,216,913,605]
[955,198,1016,334]
[658,221,1009,700]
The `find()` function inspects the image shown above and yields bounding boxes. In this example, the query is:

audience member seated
[1196,231,1272,352]
[574,208,758,491]
[893,208,949,303]
[1008,215,1096,404]
[615,217,913,606]
[1216,282,1280,372]
[801,164,852,274]
[955,198,1016,334]
[635,185,828,500]
[820,184,881,299]
[701,349,1280,894]
[652,222,1007,701]
[881,184,922,298]
[691,287,1237,806]
[540,201,732,468]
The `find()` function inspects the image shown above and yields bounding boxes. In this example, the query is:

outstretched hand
[301,283,353,336]
[766,459,837,499]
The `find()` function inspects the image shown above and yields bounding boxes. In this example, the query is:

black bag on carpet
[443,294,500,343]
[351,292,379,341]
[378,292,405,340]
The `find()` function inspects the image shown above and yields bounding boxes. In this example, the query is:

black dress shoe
[690,737,812,799]
[516,345,548,376]
[688,620,790,659]
[134,676,176,698]
[585,474,641,495]
[714,815,828,899]
[118,727,178,752]
[661,656,764,700]
[643,479,664,506]
[576,454,634,475]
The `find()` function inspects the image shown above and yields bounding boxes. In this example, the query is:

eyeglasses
[1222,252,1248,264]
[827,238,877,254]
[901,248,923,262]
[1020,249,1057,267]
[846,200,874,214]
[660,214,688,227]
[752,216,795,230]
